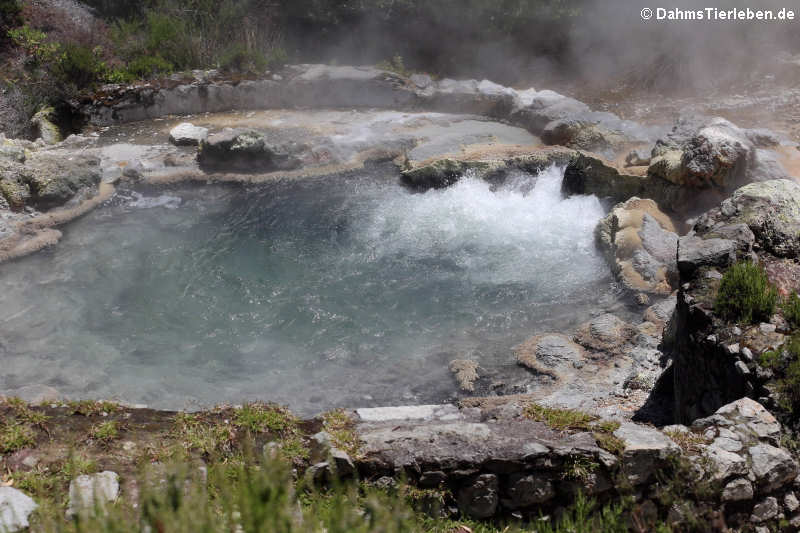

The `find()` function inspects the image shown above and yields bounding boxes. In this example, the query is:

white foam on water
[358,165,606,285]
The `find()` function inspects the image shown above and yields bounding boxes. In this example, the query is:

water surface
[0,166,617,413]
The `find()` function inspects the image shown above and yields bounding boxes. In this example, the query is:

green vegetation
[17,451,640,533]
[322,408,361,458]
[524,403,597,431]
[652,456,717,531]
[0,396,46,453]
[174,412,234,458]
[714,261,777,324]
[783,290,800,329]
[68,399,122,417]
[234,403,299,434]
[524,404,626,457]
[89,420,120,444]
[760,334,800,415]
[593,431,625,457]
[561,455,598,482]
[0,421,35,454]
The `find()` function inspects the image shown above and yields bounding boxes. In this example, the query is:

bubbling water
[0,166,616,413]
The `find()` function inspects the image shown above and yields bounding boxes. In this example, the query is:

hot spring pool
[0,165,620,413]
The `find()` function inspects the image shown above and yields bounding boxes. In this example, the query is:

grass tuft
[0,421,35,454]
[524,404,597,431]
[174,412,234,458]
[594,432,626,456]
[233,403,298,435]
[90,420,120,444]
[663,429,709,455]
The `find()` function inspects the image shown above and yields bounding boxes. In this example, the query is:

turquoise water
[0,166,616,413]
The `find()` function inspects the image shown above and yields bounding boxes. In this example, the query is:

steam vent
[2,1,800,531]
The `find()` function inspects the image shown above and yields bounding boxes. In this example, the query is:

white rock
[749,444,798,493]
[715,398,781,442]
[613,423,680,485]
[67,471,120,517]
[169,123,209,146]
[0,487,37,532]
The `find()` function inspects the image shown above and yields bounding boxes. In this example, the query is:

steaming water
[0,166,616,413]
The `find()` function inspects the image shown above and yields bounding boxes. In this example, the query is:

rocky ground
[3,63,800,530]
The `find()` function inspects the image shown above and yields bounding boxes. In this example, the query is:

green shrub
[53,43,109,89]
[714,261,777,324]
[783,291,800,329]
[760,335,800,414]
[144,10,193,69]
[8,25,61,66]
[124,55,173,79]
[219,44,268,73]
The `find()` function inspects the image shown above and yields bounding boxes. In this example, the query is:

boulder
[541,119,626,153]
[725,179,800,258]
[704,442,748,481]
[66,471,120,517]
[510,89,591,134]
[648,116,752,189]
[613,423,680,485]
[401,159,493,190]
[563,153,685,212]
[329,448,355,478]
[457,474,499,518]
[503,473,555,509]
[286,64,415,109]
[31,106,62,145]
[596,197,678,294]
[573,313,636,355]
[687,179,800,259]
[198,129,303,173]
[721,478,754,502]
[676,236,737,276]
[748,444,798,493]
[714,398,781,443]
[750,496,780,524]
[169,122,209,146]
[514,334,586,380]
[21,151,102,209]
[0,487,37,533]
